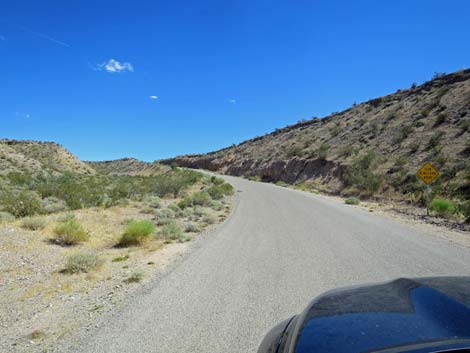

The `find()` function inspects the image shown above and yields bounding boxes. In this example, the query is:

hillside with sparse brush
[0,139,95,175]
[162,70,470,207]
[87,158,163,175]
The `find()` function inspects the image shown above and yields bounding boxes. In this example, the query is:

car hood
[293,277,470,353]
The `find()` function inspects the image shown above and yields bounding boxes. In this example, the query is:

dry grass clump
[21,217,47,230]
[64,251,102,273]
[118,220,155,246]
[53,219,89,245]
[125,270,144,283]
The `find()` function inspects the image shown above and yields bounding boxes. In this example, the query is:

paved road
[68,175,470,353]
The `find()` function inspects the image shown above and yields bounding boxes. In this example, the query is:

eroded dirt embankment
[161,155,345,185]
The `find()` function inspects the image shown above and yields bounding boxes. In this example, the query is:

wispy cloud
[149,95,158,100]
[15,112,30,118]
[228,98,236,104]
[96,59,134,73]
[18,25,70,48]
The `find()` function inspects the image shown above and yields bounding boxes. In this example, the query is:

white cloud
[228,98,236,104]
[97,59,134,73]
[149,95,158,100]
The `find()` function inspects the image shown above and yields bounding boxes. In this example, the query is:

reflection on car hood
[294,277,470,353]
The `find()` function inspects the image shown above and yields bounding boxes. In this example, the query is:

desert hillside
[162,70,470,205]
[0,139,95,175]
[87,158,163,176]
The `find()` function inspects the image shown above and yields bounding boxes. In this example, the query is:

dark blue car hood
[293,277,470,353]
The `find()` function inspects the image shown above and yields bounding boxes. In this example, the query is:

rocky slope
[161,70,470,201]
[0,139,95,175]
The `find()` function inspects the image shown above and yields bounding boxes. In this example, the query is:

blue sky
[1,0,469,161]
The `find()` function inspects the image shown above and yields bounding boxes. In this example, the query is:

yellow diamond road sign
[417,162,439,185]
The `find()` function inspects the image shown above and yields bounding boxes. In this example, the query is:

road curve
[65,175,470,353]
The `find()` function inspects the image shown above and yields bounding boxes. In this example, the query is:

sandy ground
[0,197,232,353]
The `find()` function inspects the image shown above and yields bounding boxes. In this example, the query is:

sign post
[416,162,439,216]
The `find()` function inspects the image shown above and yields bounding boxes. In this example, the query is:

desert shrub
[345,197,360,205]
[393,156,408,170]
[40,197,69,214]
[126,270,144,283]
[429,198,456,217]
[21,217,47,230]
[393,126,414,144]
[210,200,223,211]
[408,141,420,154]
[64,251,102,273]
[339,145,355,157]
[53,219,89,245]
[143,195,161,208]
[207,183,234,200]
[202,214,217,224]
[160,220,183,240]
[428,131,445,150]
[193,206,208,217]
[191,191,212,207]
[0,189,42,217]
[182,207,194,217]
[210,176,225,185]
[343,151,383,196]
[0,211,15,223]
[156,208,175,219]
[119,220,155,246]
[177,195,193,209]
[168,203,181,215]
[152,169,201,197]
[435,113,447,126]
[459,120,470,133]
[184,222,200,233]
[316,144,330,160]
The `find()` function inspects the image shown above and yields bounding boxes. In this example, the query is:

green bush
[192,191,212,206]
[206,183,234,200]
[210,200,223,211]
[0,189,42,217]
[343,151,383,196]
[429,198,456,217]
[210,176,225,185]
[21,217,47,231]
[64,251,102,273]
[345,197,360,205]
[119,220,155,246]
[160,220,183,240]
[316,144,330,160]
[0,211,15,223]
[53,220,89,245]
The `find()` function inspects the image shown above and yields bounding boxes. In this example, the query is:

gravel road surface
[63,175,470,353]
